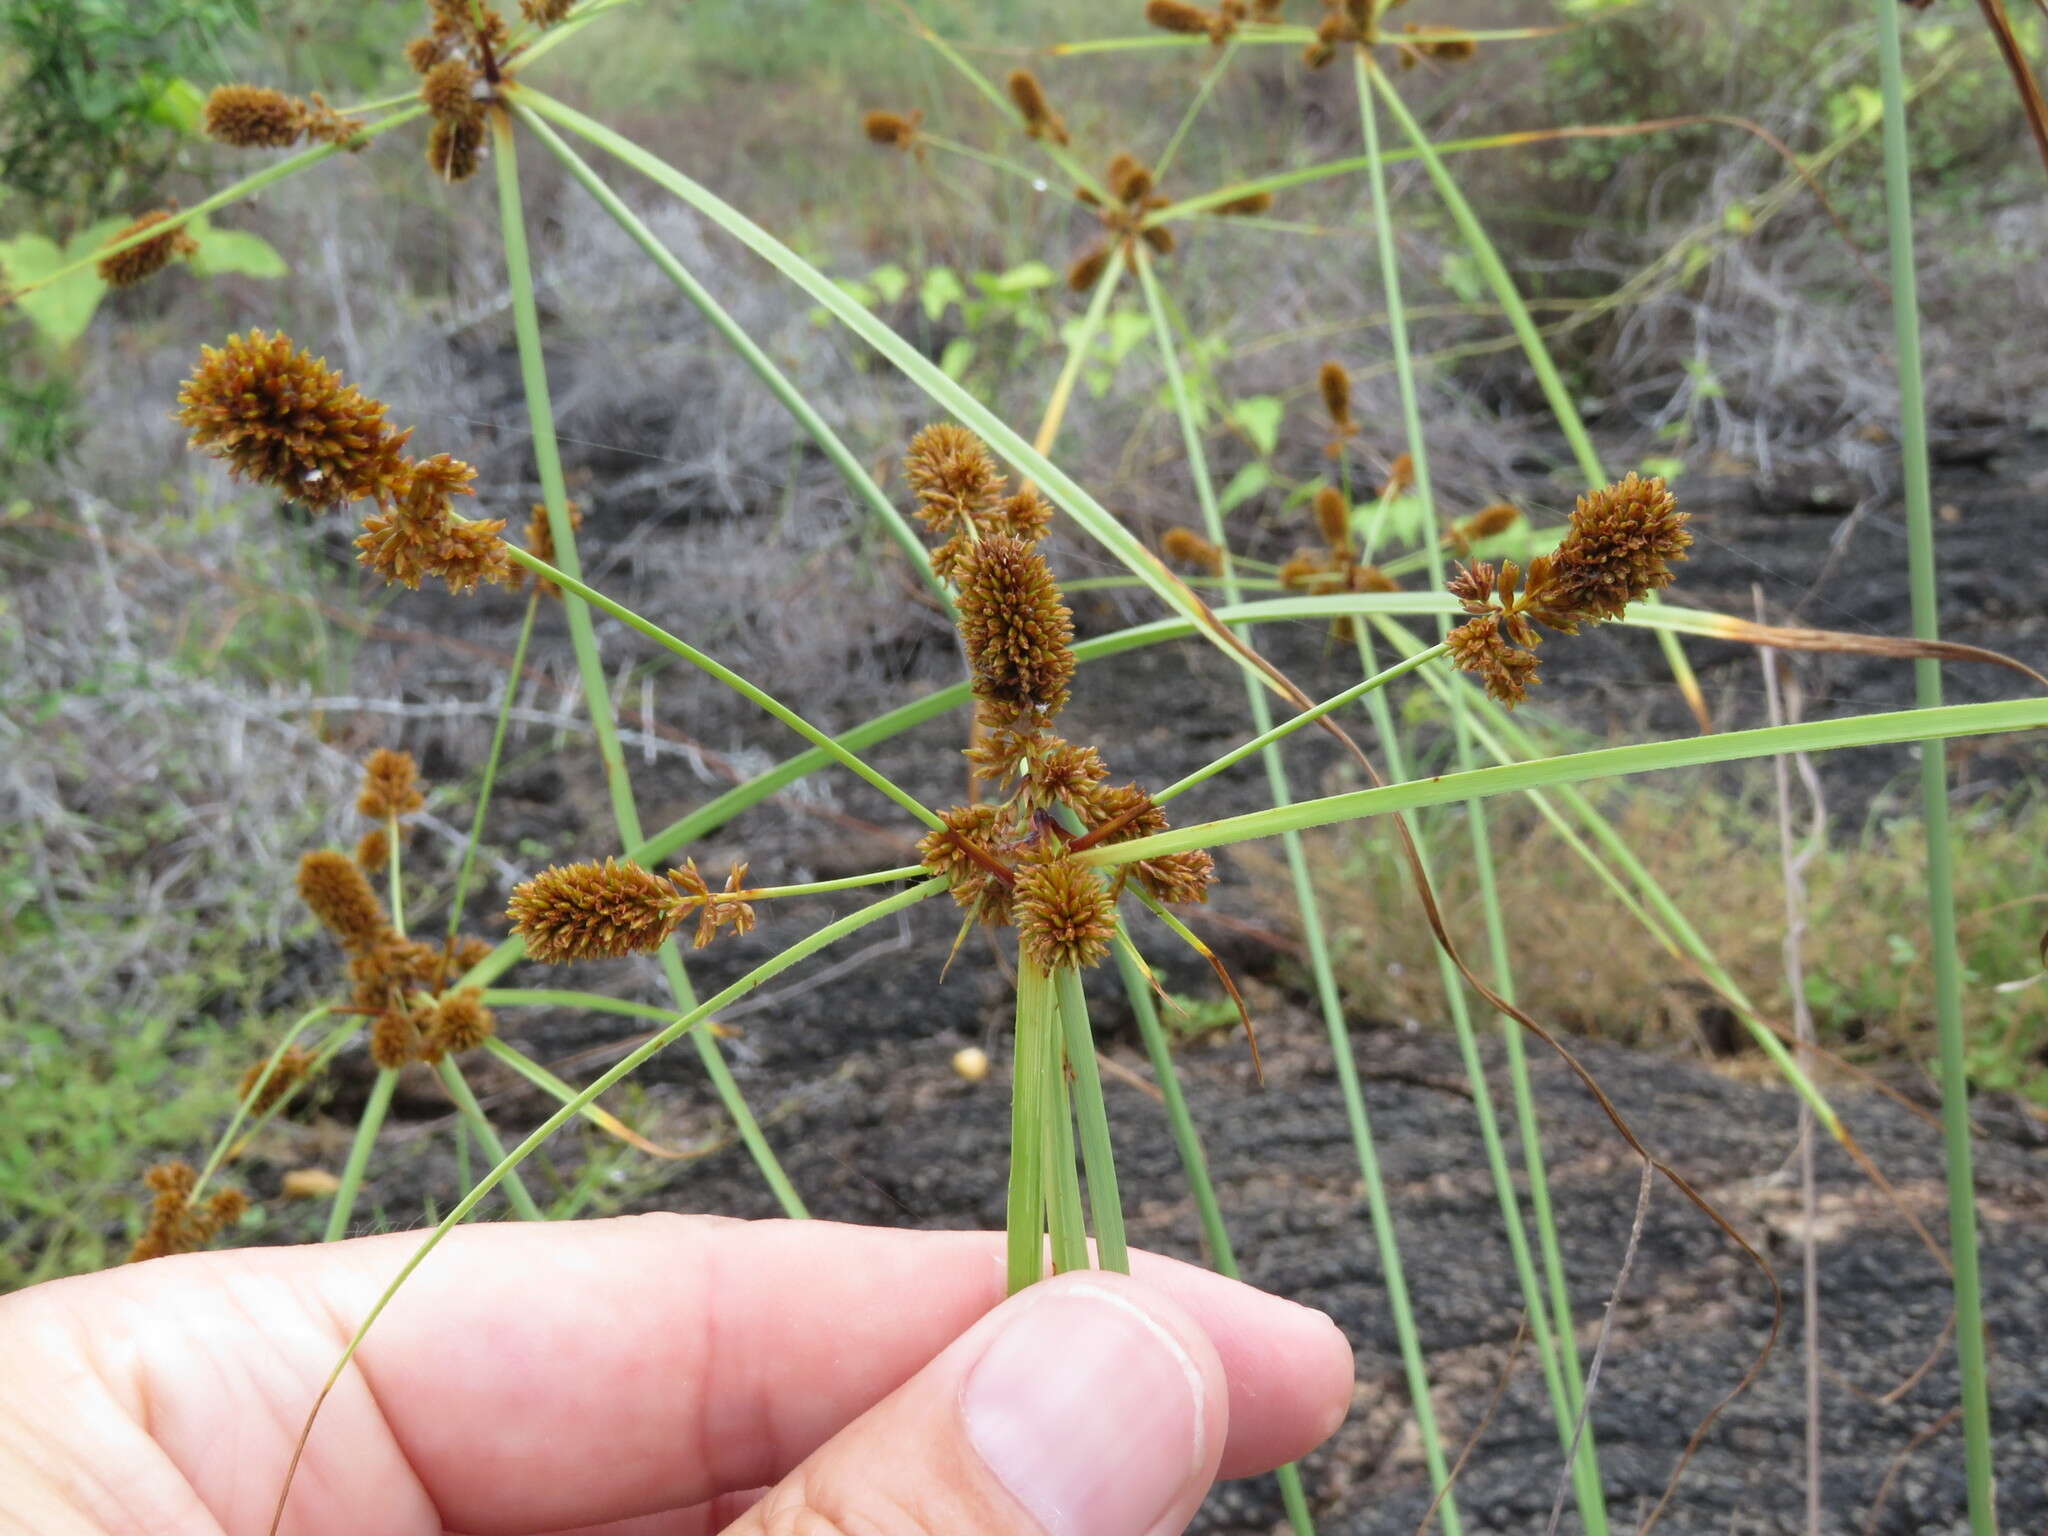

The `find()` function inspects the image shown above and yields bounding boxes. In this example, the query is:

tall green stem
[1135,252,1462,1534]
[448,591,539,945]
[435,1057,545,1221]
[324,1068,397,1242]
[490,110,806,1216]
[1355,50,1606,1532]
[1056,966,1129,1273]
[1872,5,1996,1526]
[1008,960,1052,1293]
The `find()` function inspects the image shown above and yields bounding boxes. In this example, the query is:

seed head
[1067,243,1110,293]
[509,858,685,962]
[176,330,412,511]
[1006,70,1068,145]
[1315,486,1353,556]
[97,211,197,288]
[425,988,496,1054]
[1211,190,1273,216]
[1135,848,1215,906]
[1318,360,1353,429]
[995,487,1054,544]
[1140,224,1176,256]
[129,1162,245,1262]
[406,34,447,73]
[521,0,577,24]
[348,932,443,1012]
[1546,473,1690,623]
[239,1047,317,1114]
[672,860,759,949]
[918,803,1014,924]
[1279,553,1336,590]
[298,850,388,947]
[953,534,1076,726]
[356,826,391,873]
[1456,501,1521,548]
[420,58,482,122]
[1351,563,1401,593]
[520,499,583,594]
[863,109,923,150]
[370,1006,425,1069]
[1381,453,1415,498]
[1015,856,1117,972]
[906,422,1003,533]
[1025,740,1112,814]
[427,115,486,181]
[1398,22,1477,66]
[203,85,306,148]
[1161,525,1224,573]
[1446,612,1542,706]
[1146,0,1215,33]
[355,455,514,595]
[1108,152,1154,204]
[357,748,425,820]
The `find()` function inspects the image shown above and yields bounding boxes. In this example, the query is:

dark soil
[295,428,2048,1534]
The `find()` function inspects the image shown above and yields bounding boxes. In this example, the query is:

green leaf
[1231,395,1284,457]
[939,336,975,380]
[0,226,118,348]
[919,265,966,321]
[186,222,287,279]
[1637,455,1686,482]
[1826,84,1883,137]
[1438,250,1486,305]
[145,76,209,136]
[866,262,910,304]
[1217,461,1270,515]
[977,260,1056,297]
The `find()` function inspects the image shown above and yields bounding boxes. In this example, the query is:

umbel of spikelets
[128,1162,247,1263]
[1443,473,1691,705]
[96,211,197,289]
[507,858,756,962]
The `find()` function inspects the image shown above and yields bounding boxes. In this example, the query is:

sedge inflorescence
[237,1047,318,1115]
[905,425,1215,973]
[129,1162,247,1263]
[175,329,515,595]
[862,108,925,154]
[1069,152,1175,291]
[201,85,363,151]
[95,211,197,289]
[507,856,758,961]
[1444,472,1691,705]
[1006,70,1069,146]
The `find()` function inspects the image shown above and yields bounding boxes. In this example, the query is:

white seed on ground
[952,1045,990,1083]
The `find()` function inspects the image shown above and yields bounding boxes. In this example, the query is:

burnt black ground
[286,430,2048,1534]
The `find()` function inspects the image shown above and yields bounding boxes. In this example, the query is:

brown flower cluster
[1160,525,1224,573]
[909,425,1214,971]
[129,1162,247,1263]
[1444,473,1690,704]
[1395,22,1477,67]
[1006,70,1068,146]
[176,330,513,594]
[405,0,519,181]
[863,109,924,153]
[513,498,584,596]
[1444,500,1522,556]
[1069,153,1174,291]
[96,211,197,289]
[1319,359,1358,455]
[201,85,362,151]
[1144,0,1258,43]
[238,1046,318,1115]
[358,748,426,820]
[903,424,1053,578]
[508,856,758,962]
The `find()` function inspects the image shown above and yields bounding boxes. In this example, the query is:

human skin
[0,1215,1355,1536]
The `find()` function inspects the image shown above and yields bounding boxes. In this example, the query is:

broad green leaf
[1438,250,1486,305]
[1231,395,1284,458]
[1217,461,1269,515]
[1637,455,1686,482]
[977,260,1056,296]
[867,262,910,304]
[187,222,288,279]
[0,224,120,348]
[920,265,966,321]
[145,75,209,136]
[939,337,975,380]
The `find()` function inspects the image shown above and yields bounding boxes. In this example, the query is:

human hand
[0,1216,1353,1536]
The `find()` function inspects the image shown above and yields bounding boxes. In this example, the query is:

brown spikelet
[1314,486,1353,556]
[1351,563,1401,594]
[906,422,1003,533]
[298,850,388,947]
[1279,553,1335,590]
[420,58,482,122]
[425,988,496,1054]
[406,34,447,73]
[918,802,1013,923]
[1381,452,1415,498]
[1399,22,1477,65]
[995,487,1054,544]
[348,932,442,1012]
[203,85,306,148]
[369,1007,424,1069]
[1211,190,1273,216]
[508,858,686,962]
[1027,740,1112,814]
[453,934,497,971]
[521,0,577,24]
[357,748,425,820]
[427,114,486,182]
[1146,0,1215,33]
[1461,501,1521,543]
[953,534,1076,726]
[96,211,197,288]
[1446,613,1542,705]
[1135,848,1215,906]
[1140,224,1177,257]
[297,94,364,149]
[677,860,758,949]
[176,330,412,511]
[1304,10,1356,67]
[1108,152,1154,204]
[1067,243,1111,293]
[1546,473,1690,623]
[129,1162,246,1262]
[1318,360,1352,425]
[1015,856,1117,972]
[1006,69,1068,145]
[239,1047,317,1114]
[355,826,391,873]
[863,109,923,150]
[355,455,515,595]
[1161,525,1224,573]
[519,499,584,594]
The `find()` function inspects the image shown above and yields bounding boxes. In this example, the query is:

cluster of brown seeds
[1444,473,1690,705]
[237,1047,318,1115]
[299,751,500,1067]
[510,499,585,597]
[1394,22,1478,66]
[905,425,1215,973]
[129,1162,246,1263]
[201,85,362,151]
[1069,153,1176,291]
[407,0,514,183]
[176,329,515,594]
[1006,70,1069,146]
[862,109,925,154]
[507,856,758,962]
[1145,0,1286,36]
[94,211,198,289]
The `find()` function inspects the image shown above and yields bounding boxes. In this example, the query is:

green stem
[511,102,950,613]
[449,591,540,946]
[1135,251,1462,1533]
[323,1067,397,1242]
[386,811,404,936]
[434,1057,545,1221]
[1055,966,1129,1273]
[1155,37,1241,181]
[1008,960,1052,1292]
[500,545,943,831]
[1872,4,1996,1526]
[1354,49,1607,1532]
[490,108,805,1216]
[1367,66,1705,728]
[1043,998,1090,1275]
[193,1005,334,1197]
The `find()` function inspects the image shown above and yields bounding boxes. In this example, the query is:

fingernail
[963,1282,1207,1536]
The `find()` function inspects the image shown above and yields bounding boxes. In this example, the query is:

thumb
[723,1270,1231,1536]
